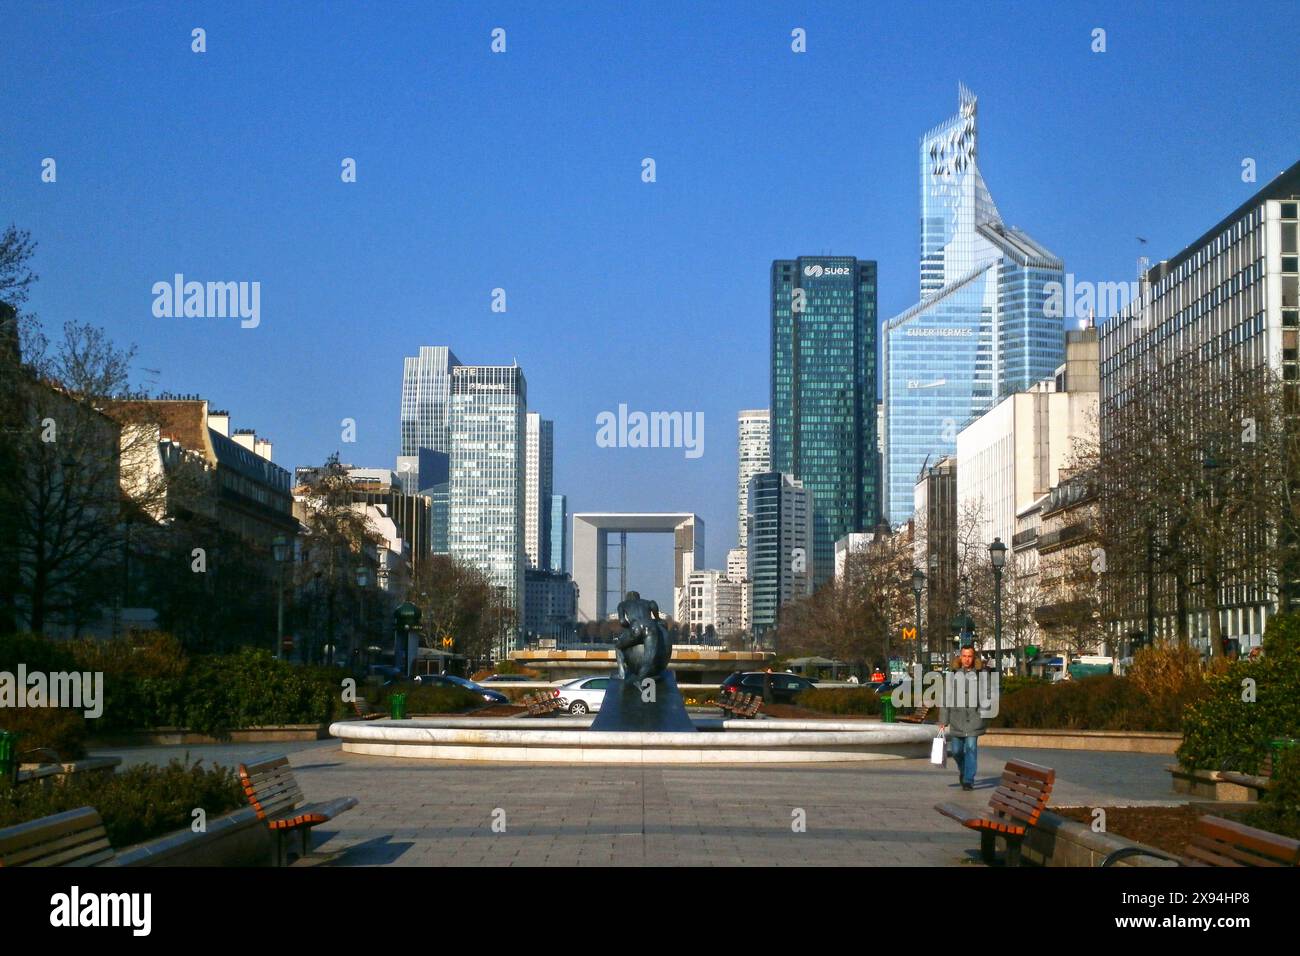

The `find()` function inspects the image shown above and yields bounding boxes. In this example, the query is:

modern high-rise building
[448,365,527,621]
[771,257,878,587]
[736,409,770,549]
[956,328,1099,547]
[524,413,554,570]
[549,493,568,573]
[684,569,743,639]
[1100,160,1300,652]
[746,471,813,642]
[725,546,751,631]
[883,85,1065,525]
[400,346,461,490]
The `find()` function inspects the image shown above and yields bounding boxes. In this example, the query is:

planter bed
[105,806,272,867]
[88,724,333,747]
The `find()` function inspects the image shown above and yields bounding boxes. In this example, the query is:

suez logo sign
[802,264,852,278]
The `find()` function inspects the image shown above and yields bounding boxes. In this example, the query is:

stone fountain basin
[328,717,933,764]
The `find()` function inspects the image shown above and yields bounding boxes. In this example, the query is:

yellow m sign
[902,627,917,641]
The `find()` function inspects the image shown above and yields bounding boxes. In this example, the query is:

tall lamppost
[989,537,1007,672]
[911,568,925,671]
[354,566,371,670]
[272,534,290,660]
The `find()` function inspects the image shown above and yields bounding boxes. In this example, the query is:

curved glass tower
[883,85,1065,525]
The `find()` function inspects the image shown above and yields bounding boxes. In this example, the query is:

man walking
[938,644,987,790]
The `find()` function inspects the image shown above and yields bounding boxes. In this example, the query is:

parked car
[413,673,509,704]
[480,674,531,683]
[553,676,614,715]
[719,671,817,705]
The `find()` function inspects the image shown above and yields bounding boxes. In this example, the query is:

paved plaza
[97,740,1192,866]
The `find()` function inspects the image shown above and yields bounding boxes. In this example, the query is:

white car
[554,676,614,715]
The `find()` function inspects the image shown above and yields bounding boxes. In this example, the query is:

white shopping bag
[930,731,947,767]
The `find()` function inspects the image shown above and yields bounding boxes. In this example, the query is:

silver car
[554,676,614,715]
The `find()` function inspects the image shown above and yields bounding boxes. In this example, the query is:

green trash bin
[0,730,17,786]
[389,693,408,720]
[880,695,896,723]
[1270,738,1298,765]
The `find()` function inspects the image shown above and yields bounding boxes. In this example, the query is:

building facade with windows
[736,409,770,550]
[771,258,878,587]
[1099,160,1300,652]
[399,346,461,491]
[746,471,813,642]
[884,85,1065,525]
[524,413,554,570]
[448,364,527,618]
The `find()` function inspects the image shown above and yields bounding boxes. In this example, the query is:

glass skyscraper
[400,346,461,457]
[746,471,813,641]
[771,256,878,588]
[883,84,1065,525]
[549,493,567,573]
[524,413,554,570]
[448,365,527,617]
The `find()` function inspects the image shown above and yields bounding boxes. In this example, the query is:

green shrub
[991,674,1181,731]
[793,688,882,716]
[0,706,88,760]
[0,759,245,848]
[1177,641,1300,772]
[178,650,342,736]
[1243,747,1300,840]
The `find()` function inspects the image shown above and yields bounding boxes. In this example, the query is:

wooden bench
[1221,752,1277,799]
[238,755,359,866]
[0,807,115,867]
[898,705,931,724]
[935,759,1056,866]
[523,692,563,716]
[351,697,385,720]
[1102,815,1300,867]
[717,691,748,716]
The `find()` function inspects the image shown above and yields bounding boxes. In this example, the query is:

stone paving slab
[92,741,1194,866]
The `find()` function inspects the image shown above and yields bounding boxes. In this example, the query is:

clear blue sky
[5,1,1299,609]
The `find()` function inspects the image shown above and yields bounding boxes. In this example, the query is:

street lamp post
[989,537,1007,672]
[911,568,925,671]
[355,566,371,671]
[272,534,290,660]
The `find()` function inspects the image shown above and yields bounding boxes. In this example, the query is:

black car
[412,673,509,704]
[719,671,817,705]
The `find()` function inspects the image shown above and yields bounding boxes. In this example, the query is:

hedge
[0,759,245,848]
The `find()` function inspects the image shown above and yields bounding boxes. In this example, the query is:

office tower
[550,493,568,573]
[448,365,527,621]
[956,329,1099,546]
[746,472,813,642]
[685,569,743,639]
[417,449,451,555]
[1101,160,1300,652]
[725,546,751,631]
[771,257,878,587]
[736,409,770,549]
[883,85,1065,524]
[524,413,554,569]
[524,568,577,643]
[399,346,461,490]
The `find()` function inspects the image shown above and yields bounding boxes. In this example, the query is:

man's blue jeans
[948,734,978,786]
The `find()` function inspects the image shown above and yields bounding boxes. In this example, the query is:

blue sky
[5,1,1299,609]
